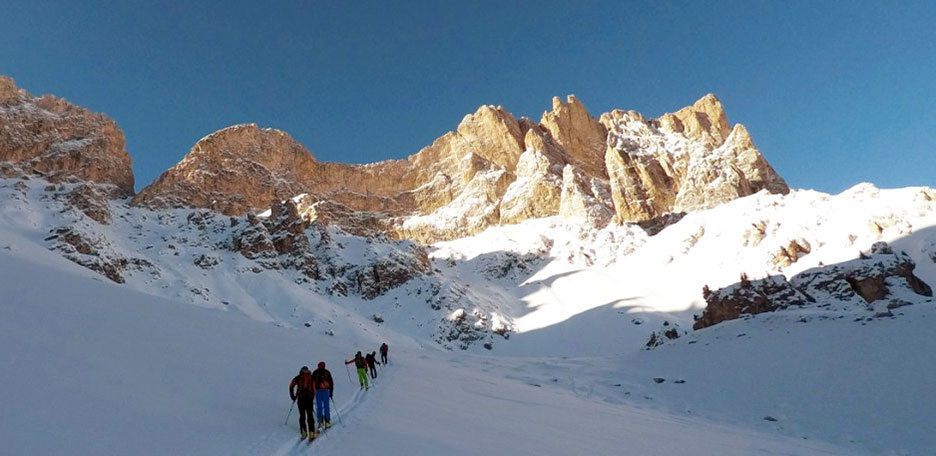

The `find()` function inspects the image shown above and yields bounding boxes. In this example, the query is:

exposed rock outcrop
[47,226,154,283]
[499,126,567,224]
[558,165,614,226]
[0,76,134,196]
[230,195,430,297]
[695,242,933,329]
[540,95,608,179]
[602,95,788,224]
[135,93,787,242]
[66,184,113,224]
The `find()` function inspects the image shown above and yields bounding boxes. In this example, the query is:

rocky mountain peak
[0,76,25,106]
[453,105,525,172]
[658,93,732,147]
[134,92,788,242]
[0,76,134,196]
[540,94,608,179]
[602,93,788,223]
[132,123,317,215]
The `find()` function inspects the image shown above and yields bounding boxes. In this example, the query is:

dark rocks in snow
[886,299,912,310]
[695,242,933,329]
[230,198,430,298]
[66,184,113,224]
[646,321,686,348]
[637,211,687,236]
[372,313,385,323]
[695,274,810,330]
[653,377,665,384]
[764,416,778,422]
[674,379,686,384]
[193,254,220,269]
[48,226,155,284]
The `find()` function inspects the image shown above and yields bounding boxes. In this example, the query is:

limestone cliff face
[135,93,788,242]
[540,95,608,179]
[602,94,789,223]
[499,126,567,225]
[132,124,317,214]
[0,76,134,196]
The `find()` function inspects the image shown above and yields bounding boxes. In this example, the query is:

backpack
[314,370,331,389]
[295,373,314,395]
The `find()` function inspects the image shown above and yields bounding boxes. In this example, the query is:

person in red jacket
[379,342,389,364]
[289,366,316,439]
[310,362,334,428]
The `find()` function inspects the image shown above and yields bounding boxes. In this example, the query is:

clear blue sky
[2,1,934,193]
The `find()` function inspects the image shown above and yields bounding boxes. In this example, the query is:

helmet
[300,366,310,373]
[318,361,326,368]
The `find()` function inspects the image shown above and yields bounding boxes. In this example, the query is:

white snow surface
[2,177,936,454]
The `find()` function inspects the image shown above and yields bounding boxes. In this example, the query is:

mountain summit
[132,94,788,242]
[0,77,134,196]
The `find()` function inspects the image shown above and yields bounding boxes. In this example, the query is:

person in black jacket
[365,352,380,379]
[288,366,315,439]
[311,362,334,428]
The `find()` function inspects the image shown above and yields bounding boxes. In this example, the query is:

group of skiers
[288,342,389,440]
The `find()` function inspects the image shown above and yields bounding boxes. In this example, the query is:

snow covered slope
[2,176,935,453]
[0,248,860,455]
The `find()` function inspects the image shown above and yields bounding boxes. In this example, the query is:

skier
[380,342,389,364]
[311,361,334,429]
[365,351,379,379]
[288,366,316,440]
[345,351,369,389]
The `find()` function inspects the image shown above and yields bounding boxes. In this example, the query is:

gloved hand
[290,394,296,401]
[329,392,333,399]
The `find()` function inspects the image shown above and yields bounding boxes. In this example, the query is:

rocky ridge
[696,241,934,329]
[133,94,788,243]
[0,77,133,196]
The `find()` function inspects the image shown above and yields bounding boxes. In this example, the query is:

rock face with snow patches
[133,93,787,242]
[0,77,134,197]
[695,241,934,329]
[601,95,789,223]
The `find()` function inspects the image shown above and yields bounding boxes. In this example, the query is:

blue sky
[1,1,934,192]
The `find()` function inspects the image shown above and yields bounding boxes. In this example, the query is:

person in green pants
[345,351,369,389]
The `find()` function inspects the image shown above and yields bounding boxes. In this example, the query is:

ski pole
[284,399,295,425]
[344,363,354,385]
[332,397,343,425]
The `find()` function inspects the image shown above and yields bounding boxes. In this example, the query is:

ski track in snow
[3,178,936,454]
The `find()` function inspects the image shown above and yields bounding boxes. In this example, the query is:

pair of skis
[302,423,332,444]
